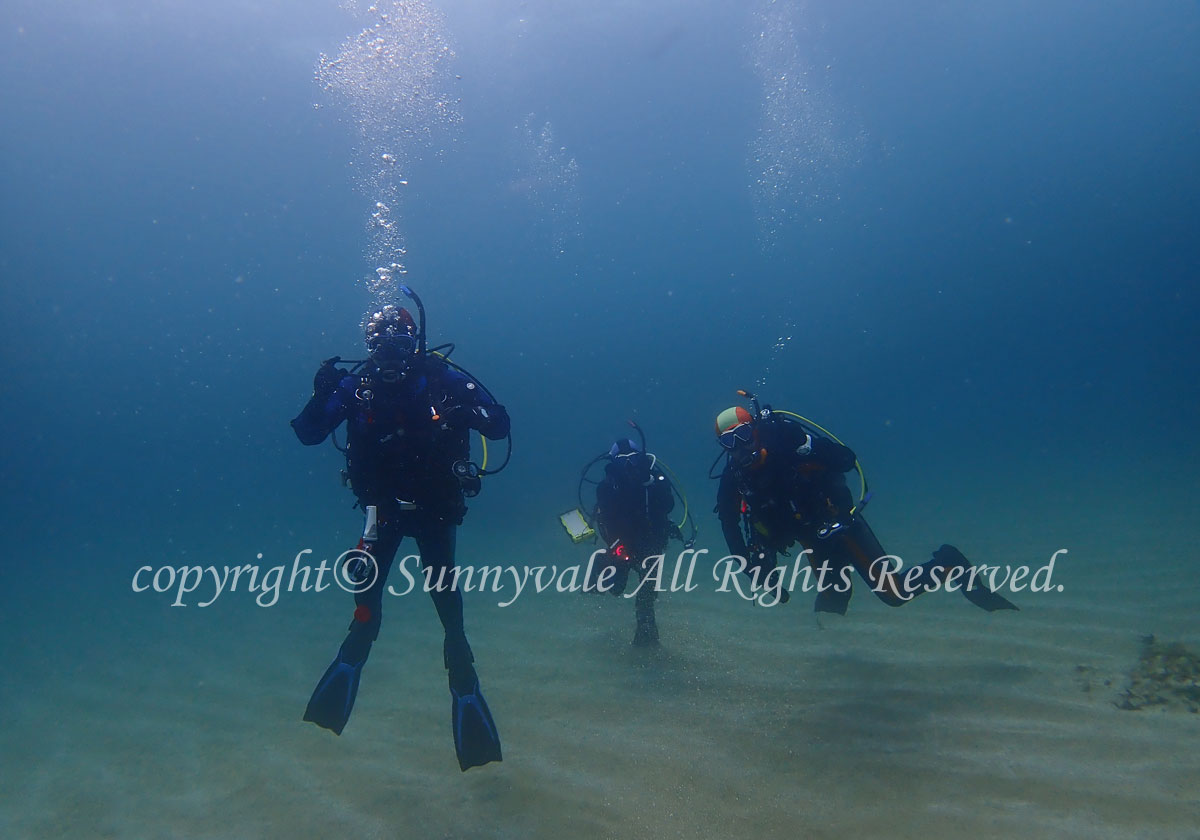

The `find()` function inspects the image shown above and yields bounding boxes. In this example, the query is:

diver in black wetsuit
[291,289,510,771]
[712,395,1017,614]
[584,435,681,647]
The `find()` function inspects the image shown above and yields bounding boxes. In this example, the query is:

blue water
[2,1,1198,837]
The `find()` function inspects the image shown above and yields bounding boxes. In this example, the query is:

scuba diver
[576,424,695,647]
[290,286,511,771]
[712,391,1017,614]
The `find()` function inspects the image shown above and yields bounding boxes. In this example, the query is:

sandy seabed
[2,503,1197,840]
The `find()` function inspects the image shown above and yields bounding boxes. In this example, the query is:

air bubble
[748,0,863,248]
[316,0,460,306]
[514,115,581,257]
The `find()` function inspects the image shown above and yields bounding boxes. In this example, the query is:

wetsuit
[716,414,1000,614]
[589,458,675,645]
[291,355,510,691]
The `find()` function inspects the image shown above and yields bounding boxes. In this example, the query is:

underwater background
[1,0,1197,837]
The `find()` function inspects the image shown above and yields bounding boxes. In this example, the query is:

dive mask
[717,422,754,450]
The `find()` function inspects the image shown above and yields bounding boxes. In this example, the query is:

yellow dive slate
[559,509,595,543]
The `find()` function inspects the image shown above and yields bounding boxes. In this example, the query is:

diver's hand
[756,579,791,605]
[746,547,790,605]
[440,405,481,430]
[314,357,345,398]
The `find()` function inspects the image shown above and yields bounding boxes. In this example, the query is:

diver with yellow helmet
[712,391,1017,614]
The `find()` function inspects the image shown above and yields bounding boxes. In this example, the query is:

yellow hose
[655,458,691,532]
[432,349,489,472]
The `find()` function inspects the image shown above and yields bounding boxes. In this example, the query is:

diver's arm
[441,368,510,439]
[716,469,749,557]
[470,403,510,439]
[593,479,619,546]
[716,464,787,600]
[290,367,351,445]
[811,436,856,473]
[651,477,680,545]
[654,476,676,520]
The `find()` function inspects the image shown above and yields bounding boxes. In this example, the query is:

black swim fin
[450,676,503,772]
[933,545,1020,613]
[963,582,1020,612]
[304,650,366,735]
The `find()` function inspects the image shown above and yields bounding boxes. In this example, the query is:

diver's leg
[632,556,660,647]
[585,554,603,590]
[832,517,915,607]
[610,563,631,597]
[838,520,1018,610]
[808,541,854,615]
[414,521,472,683]
[416,518,503,770]
[303,516,401,733]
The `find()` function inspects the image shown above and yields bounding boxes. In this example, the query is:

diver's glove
[441,405,487,430]
[746,547,790,605]
[668,524,695,550]
[314,356,345,398]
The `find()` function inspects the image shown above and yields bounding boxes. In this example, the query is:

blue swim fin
[451,676,503,772]
[304,651,365,735]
